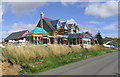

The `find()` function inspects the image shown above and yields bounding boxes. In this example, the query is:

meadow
[2,44,117,74]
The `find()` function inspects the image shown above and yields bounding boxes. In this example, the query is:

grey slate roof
[68,33,92,38]
[43,18,55,31]
[5,30,28,41]
[37,17,59,31]
[51,20,59,27]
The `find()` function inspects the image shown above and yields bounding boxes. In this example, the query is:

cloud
[2,22,36,38]
[102,32,118,38]
[67,18,77,24]
[88,21,100,24]
[9,22,35,32]
[3,2,48,15]
[103,23,118,30]
[85,1,118,18]
[61,2,76,6]
[77,4,86,8]
[79,24,96,35]
[61,0,79,6]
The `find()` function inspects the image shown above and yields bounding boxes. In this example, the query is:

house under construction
[5,12,93,47]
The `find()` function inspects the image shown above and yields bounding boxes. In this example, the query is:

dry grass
[2,60,21,75]
[71,45,83,53]
[2,44,83,63]
[87,45,103,51]
[48,45,72,55]
[3,44,50,63]
[2,44,104,64]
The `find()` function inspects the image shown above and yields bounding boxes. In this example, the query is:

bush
[95,32,103,45]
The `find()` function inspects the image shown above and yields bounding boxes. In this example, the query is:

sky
[1,1,118,41]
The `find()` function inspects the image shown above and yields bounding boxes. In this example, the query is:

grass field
[2,44,118,74]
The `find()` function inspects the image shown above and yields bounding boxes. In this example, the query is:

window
[35,37,37,39]
[80,39,82,44]
[84,40,87,44]
[77,38,79,44]
[88,41,91,45]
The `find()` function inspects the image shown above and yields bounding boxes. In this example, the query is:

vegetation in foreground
[103,38,119,48]
[2,44,117,74]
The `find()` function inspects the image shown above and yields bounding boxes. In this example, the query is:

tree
[95,32,103,45]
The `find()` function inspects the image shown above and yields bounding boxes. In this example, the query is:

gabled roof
[43,17,56,31]
[5,30,29,41]
[51,20,59,26]
[36,17,59,31]
[68,33,92,38]
[27,27,50,35]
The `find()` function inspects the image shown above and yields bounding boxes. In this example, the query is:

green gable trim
[27,27,50,35]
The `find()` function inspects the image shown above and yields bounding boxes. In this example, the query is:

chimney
[40,12,44,28]
[41,12,44,18]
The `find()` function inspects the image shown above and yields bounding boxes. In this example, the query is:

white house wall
[8,38,27,43]
[9,40,18,43]
[18,38,26,42]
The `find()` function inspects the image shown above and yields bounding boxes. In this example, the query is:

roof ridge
[44,17,54,21]
[44,17,59,22]
[11,30,28,34]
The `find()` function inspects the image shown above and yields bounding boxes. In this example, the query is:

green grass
[19,48,117,74]
[2,44,118,74]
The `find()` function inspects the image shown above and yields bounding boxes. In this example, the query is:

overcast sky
[1,1,118,40]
